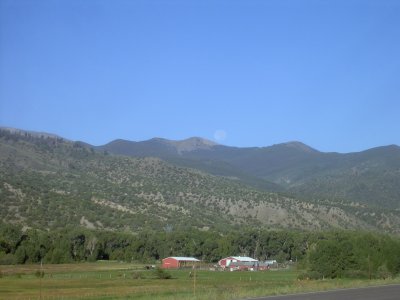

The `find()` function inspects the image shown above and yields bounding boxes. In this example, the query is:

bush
[342,270,370,279]
[154,267,172,279]
[131,271,144,279]
[35,270,45,278]
[87,255,97,263]
[0,253,16,265]
[297,271,323,280]
[377,265,391,280]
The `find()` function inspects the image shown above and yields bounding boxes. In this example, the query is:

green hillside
[99,138,400,209]
[1,128,400,234]
[100,138,283,192]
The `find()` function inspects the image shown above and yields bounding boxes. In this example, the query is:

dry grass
[0,261,142,276]
[0,262,399,300]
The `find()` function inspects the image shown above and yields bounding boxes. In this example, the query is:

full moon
[214,130,227,142]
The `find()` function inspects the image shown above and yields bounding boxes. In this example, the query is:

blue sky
[1,0,399,153]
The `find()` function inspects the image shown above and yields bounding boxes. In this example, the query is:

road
[248,284,400,300]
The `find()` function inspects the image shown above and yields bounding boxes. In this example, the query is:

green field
[1,262,400,300]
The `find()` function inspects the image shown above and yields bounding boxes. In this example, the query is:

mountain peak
[181,137,218,146]
[165,137,218,154]
[279,141,319,153]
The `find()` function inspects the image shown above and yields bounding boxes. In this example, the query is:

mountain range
[1,127,400,234]
[99,136,400,209]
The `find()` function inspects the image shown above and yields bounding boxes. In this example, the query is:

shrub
[131,271,144,279]
[377,265,391,280]
[154,267,172,279]
[342,270,370,279]
[35,270,45,278]
[297,271,323,280]
[0,253,16,265]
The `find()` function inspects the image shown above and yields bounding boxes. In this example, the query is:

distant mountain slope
[99,137,400,209]
[102,137,217,156]
[290,145,400,208]
[2,128,400,233]
[99,138,283,192]
[0,126,68,140]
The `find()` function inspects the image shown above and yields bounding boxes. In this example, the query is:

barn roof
[166,257,200,262]
[229,256,258,262]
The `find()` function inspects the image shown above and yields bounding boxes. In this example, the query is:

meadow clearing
[1,261,400,300]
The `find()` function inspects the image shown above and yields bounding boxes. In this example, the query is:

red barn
[161,257,200,269]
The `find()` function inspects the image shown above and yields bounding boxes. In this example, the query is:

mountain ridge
[3,126,398,154]
[2,127,400,234]
[97,134,400,209]
[2,126,400,210]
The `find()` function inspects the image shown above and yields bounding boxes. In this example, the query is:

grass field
[1,262,400,300]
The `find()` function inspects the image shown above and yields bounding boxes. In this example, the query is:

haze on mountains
[1,127,400,234]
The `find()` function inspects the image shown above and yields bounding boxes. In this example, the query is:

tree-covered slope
[99,137,400,209]
[100,138,283,192]
[1,129,400,234]
[288,146,400,208]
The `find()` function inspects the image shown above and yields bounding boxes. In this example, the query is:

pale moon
[214,130,227,142]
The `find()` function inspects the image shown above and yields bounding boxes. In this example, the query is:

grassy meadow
[1,262,400,300]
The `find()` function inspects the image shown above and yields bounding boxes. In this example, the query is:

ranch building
[161,257,200,269]
[219,256,258,269]
[218,256,270,271]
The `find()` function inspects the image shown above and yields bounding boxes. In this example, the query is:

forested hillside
[1,128,400,234]
[100,137,400,209]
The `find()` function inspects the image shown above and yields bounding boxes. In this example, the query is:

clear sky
[1,0,399,153]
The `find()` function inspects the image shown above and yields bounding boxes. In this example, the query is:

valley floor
[1,262,400,300]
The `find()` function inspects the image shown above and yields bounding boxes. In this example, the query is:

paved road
[248,284,400,300]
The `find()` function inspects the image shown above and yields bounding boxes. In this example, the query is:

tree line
[1,222,400,279]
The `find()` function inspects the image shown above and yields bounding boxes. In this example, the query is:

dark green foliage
[2,221,400,281]
[0,222,309,265]
[35,270,45,278]
[304,231,400,279]
[154,267,172,279]
[308,239,354,278]
[47,247,72,264]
